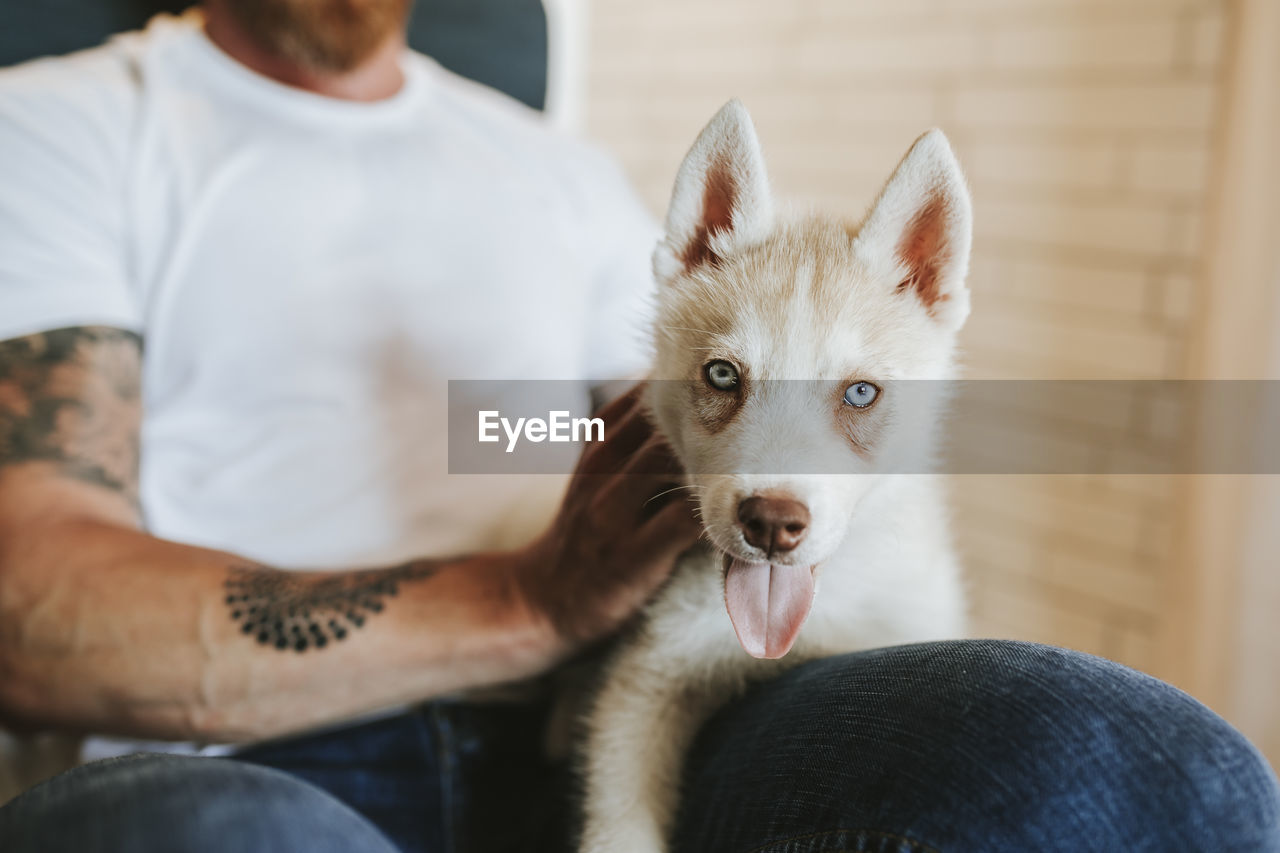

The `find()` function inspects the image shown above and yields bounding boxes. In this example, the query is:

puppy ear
[653,99,774,283]
[853,129,972,329]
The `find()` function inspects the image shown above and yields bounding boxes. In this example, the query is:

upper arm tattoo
[0,326,143,501]
[225,562,441,652]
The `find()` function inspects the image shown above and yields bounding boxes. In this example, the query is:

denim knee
[675,640,1280,853]
[909,641,1280,850]
[0,752,399,853]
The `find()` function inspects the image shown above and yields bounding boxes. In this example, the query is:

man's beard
[218,0,412,73]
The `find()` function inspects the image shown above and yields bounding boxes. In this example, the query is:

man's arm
[0,327,697,743]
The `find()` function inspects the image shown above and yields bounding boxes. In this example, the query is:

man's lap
[676,640,1280,852]
[0,751,400,853]
[234,697,572,852]
[2,640,1277,853]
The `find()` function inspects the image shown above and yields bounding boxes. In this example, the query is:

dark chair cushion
[0,0,547,109]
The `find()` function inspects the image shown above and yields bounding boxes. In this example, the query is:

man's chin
[217,0,410,73]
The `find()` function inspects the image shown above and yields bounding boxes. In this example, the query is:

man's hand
[512,385,702,652]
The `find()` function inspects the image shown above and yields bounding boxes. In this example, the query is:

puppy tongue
[724,559,815,659]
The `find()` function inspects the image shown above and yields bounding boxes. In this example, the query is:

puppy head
[646,101,972,659]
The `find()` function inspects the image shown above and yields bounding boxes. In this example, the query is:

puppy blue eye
[843,381,879,408]
[705,360,740,391]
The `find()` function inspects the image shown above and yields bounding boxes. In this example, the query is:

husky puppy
[577,101,972,853]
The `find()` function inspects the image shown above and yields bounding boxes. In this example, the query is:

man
[0,2,1277,852]
[0,0,697,839]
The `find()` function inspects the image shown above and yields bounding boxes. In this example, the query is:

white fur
[577,102,972,853]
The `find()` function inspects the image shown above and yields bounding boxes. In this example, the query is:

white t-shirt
[0,12,658,571]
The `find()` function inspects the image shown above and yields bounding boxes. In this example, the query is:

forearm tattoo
[225,562,440,652]
[0,327,142,500]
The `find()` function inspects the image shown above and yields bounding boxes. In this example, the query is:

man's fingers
[589,438,688,529]
[635,496,703,566]
[579,390,654,475]
[620,435,683,478]
[588,437,688,518]
[592,382,644,420]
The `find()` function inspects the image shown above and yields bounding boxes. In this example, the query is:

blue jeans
[2,641,1278,852]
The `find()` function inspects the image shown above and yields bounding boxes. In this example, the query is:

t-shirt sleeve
[578,151,661,384]
[0,58,141,342]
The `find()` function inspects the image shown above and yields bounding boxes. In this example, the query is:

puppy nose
[737,495,810,556]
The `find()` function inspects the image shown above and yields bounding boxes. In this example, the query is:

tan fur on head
[645,106,973,571]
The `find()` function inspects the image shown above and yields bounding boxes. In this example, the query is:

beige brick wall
[584,0,1230,675]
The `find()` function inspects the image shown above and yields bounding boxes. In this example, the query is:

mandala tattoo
[224,562,439,652]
